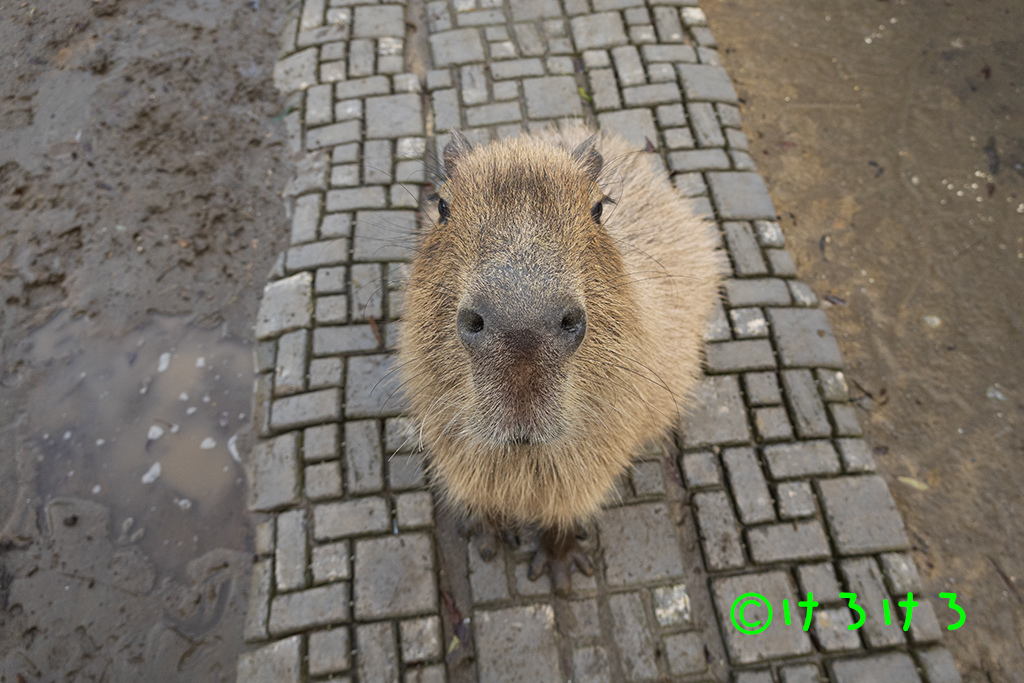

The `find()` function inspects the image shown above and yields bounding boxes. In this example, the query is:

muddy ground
[703,0,1024,679]
[0,0,294,679]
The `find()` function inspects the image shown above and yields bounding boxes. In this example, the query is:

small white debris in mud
[202,394,210,403]
[179,392,189,401]
[141,462,161,484]
[176,498,193,511]
[186,406,198,415]
[96,438,106,446]
[158,352,171,373]
[987,385,1008,401]
[148,425,165,441]
[227,434,241,463]
[923,315,941,328]
[200,437,217,450]
[92,484,101,494]
[170,424,180,433]
[196,357,206,368]
[64,431,72,441]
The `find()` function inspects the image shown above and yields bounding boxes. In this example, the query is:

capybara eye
[438,198,450,223]
[590,201,602,223]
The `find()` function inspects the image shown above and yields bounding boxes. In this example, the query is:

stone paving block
[664,127,695,150]
[331,143,360,165]
[401,616,442,663]
[274,48,318,92]
[522,75,582,118]
[744,371,781,406]
[326,186,387,211]
[291,193,323,244]
[354,4,405,37]
[309,626,351,676]
[630,460,665,496]
[704,298,731,341]
[384,415,417,452]
[735,673,774,683]
[347,353,407,417]
[689,101,725,148]
[274,329,307,396]
[432,88,461,131]
[682,450,720,488]
[468,540,510,603]
[348,39,375,77]
[315,497,390,539]
[588,68,622,111]
[304,423,339,462]
[766,249,797,277]
[345,419,384,494]
[236,635,301,683]
[365,93,424,138]
[426,1,452,32]
[763,440,840,479]
[256,272,313,340]
[788,280,818,306]
[713,571,813,664]
[664,631,706,675]
[917,647,963,683]
[781,369,832,438]
[766,308,843,369]
[286,238,349,272]
[573,646,612,683]
[248,432,300,512]
[708,172,776,220]
[628,25,656,44]
[797,561,842,603]
[780,663,827,683]
[879,552,921,594]
[320,59,348,83]
[747,520,830,563]
[396,490,434,528]
[596,109,657,150]
[431,28,485,66]
[408,665,446,683]
[830,652,921,683]
[301,0,325,30]
[354,533,437,618]
[244,558,272,642]
[334,76,391,102]
[726,127,749,151]
[255,340,276,375]
[492,80,520,100]
[723,221,768,276]
[706,339,776,373]
[723,447,774,524]
[571,13,627,50]
[691,26,717,48]
[622,82,682,106]
[513,23,545,56]
[680,374,750,448]
[820,476,909,555]
[271,388,342,430]
[308,121,362,150]
[724,278,791,307]
[676,63,737,102]
[651,583,692,627]
[609,592,658,681]
[312,540,351,583]
[830,403,863,436]
[476,604,561,682]
[754,406,793,442]
[905,596,943,643]
[815,368,849,402]
[255,518,275,556]
[269,582,349,635]
[652,5,684,42]
[839,557,906,647]
[313,325,378,355]
[460,63,488,104]
[276,508,308,591]
[583,50,611,71]
[466,102,523,126]
[599,502,684,586]
[306,460,342,499]
[254,372,272,434]
[641,44,697,63]
[693,491,745,570]
[509,0,561,20]
[776,480,815,519]
[356,622,399,683]
[611,45,645,86]
[353,210,416,261]
[363,139,392,184]
[668,148,731,172]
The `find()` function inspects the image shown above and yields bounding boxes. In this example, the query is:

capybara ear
[571,134,603,182]
[444,130,473,178]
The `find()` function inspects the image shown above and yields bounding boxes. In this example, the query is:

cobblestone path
[237,0,964,680]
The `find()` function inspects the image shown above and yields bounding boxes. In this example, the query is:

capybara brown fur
[396,125,724,594]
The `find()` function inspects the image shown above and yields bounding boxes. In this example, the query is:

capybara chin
[396,124,725,595]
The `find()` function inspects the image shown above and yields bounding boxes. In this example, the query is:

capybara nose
[457,298,586,358]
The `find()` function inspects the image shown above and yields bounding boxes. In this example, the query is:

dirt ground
[0,0,294,679]
[702,0,1024,679]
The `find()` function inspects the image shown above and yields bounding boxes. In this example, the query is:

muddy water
[21,312,253,577]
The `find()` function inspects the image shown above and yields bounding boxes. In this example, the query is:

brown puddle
[21,311,254,577]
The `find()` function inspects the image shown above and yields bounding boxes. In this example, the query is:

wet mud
[703,0,1024,679]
